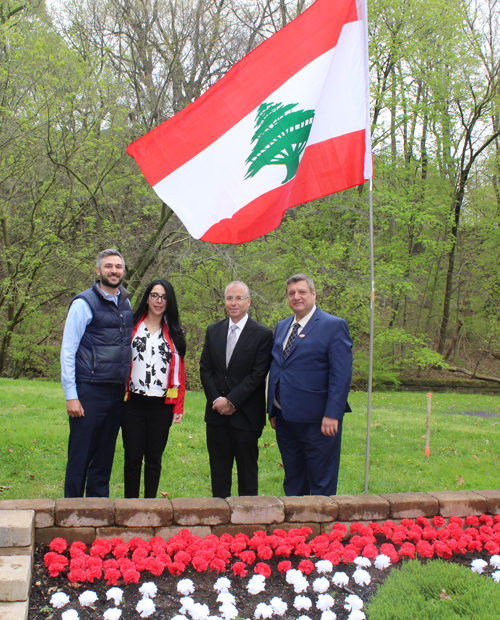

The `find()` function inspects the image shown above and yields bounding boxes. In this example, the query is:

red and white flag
[127,0,372,245]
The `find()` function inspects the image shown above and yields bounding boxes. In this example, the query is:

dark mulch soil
[28,544,496,620]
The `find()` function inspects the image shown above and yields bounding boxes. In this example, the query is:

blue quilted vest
[73,282,133,384]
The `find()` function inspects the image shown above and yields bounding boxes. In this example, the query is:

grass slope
[0,378,499,499]
[366,559,500,619]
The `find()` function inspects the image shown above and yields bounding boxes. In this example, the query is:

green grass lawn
[0,378,499,500]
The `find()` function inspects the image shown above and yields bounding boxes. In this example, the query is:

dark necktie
[275,322,300,405]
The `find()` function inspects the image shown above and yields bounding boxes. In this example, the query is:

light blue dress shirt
[60,287,120,401]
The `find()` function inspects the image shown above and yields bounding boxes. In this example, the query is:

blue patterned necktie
[276,322,300,405]
[283,322,300,360]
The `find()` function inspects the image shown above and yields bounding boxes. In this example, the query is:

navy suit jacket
[267,307,352,424]
[200,317,273,432]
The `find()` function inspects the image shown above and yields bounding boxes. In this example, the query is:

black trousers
[121,393,173,498]
[64,382,124,498]
[206,420,260,498]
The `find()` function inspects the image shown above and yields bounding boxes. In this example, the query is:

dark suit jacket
[267,307,352,424]
[200,316,273,432]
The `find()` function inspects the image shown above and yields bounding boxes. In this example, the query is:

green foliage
[367,559,500,619]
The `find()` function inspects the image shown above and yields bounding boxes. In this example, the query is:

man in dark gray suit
[200,281,273,498]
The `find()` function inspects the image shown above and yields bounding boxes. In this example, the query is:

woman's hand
[173,413,183,423]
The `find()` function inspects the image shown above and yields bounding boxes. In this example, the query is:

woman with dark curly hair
[122,278,186,498]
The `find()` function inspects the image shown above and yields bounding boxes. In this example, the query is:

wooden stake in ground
[425,392,432,458]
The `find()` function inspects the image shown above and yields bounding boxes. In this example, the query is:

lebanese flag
[127,0,372,245]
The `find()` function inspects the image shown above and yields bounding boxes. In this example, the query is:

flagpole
[364,178,374,494]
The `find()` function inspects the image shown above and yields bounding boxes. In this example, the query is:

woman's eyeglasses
[149,292,168,302]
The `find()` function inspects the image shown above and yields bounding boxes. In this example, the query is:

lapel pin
[299,334,305,338]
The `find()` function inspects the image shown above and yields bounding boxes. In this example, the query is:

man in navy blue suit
[268,274,352,496]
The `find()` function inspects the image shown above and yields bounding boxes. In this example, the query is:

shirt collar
[295,304,316,328]
[229,313,249,332]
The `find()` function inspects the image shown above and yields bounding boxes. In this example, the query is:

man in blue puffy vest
[61,249,133,497]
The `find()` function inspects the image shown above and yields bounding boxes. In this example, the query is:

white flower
[254,602,274,619]
[313,577,330,593]
[219,603,239,619]
[247,575,266,595]
[491,555,500,569]
[62,611,79,620]
[270,597,288,615]
[353,568,371,586]
[136,598,156,618]
[139,582,158,598]
[294,596,312,611]
[217,592,236,605]
[103,610,122,620]
[471,559,488,574]
[191,602,210,620]
[285,569,303,585]
[214,577,232,592]
[297,615,312,620]
[347,611,366,620]
[332,572,349,587]
[78,591,98,607]
[320,611,337,620]
[354,557,371,568]
[316,560,334,574]
[208,616,221,620]
[374,554,391,570]
[106,587,124,606]
[493,571,500,583]
[316,594,335,611]
[50,592,70,609]
[180,597,195,614]
[344,594,364,611]
[178,579,195,595]
[172,615,189,620]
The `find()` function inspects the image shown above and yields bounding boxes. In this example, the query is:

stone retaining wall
[1,490,500,547]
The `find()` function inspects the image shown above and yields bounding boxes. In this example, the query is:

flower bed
[31,514,500,620]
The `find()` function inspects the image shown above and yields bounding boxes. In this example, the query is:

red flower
[240,550,256,565]
[432,516,446,528]
[322,551,341,565]
[422,527,438,541]
[44,552,68,568]
[70,557,86,571]
[328,530,345,543]
[69,542,87,558]
[129,537,151,553]
[48,563,66,577]
[113,543,130,559]
[342,548,358,563]
[68,568,86,583]
[232,561,248,577]
[398,543,416,559]
[132,548,149,571]
[104,567,121,585]
[123,568,140,583]
[254,562,271,577]
[295,542,311,558]
[145,556,165,576]
[210,559,227,573]
[416,540,434,559]
[90,538,112,557]
[257,546,273,560]
[230,540,247,555]
[369,522,383,535]
[434,541,452,559]
[168,562,186,576]
[465,515,480,527]
[298,560,314,574]
[275,545,293,557]
[86,565,102,582]
[49,538,68,554]
[110,537,125,549]
[191,555,210,572]
[220,533,233,544]
[361,544,379,560]
[350,522,365,535]
[484,541,500,555]
[448,516,463,527]
[416,517,430,528]
[278,560,292,574]
[175,550,192,566]
[103,559,119,570]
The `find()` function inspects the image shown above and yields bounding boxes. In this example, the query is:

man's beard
[99,272,124,289]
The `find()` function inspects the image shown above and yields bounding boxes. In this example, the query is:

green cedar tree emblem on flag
[245,102,315,184]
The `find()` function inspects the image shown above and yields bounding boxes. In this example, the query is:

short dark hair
[286,274,315,293]
[133,279,186,358]
[96,249,126,270]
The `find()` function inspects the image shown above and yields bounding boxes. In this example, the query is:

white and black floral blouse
[129,322,172,397]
